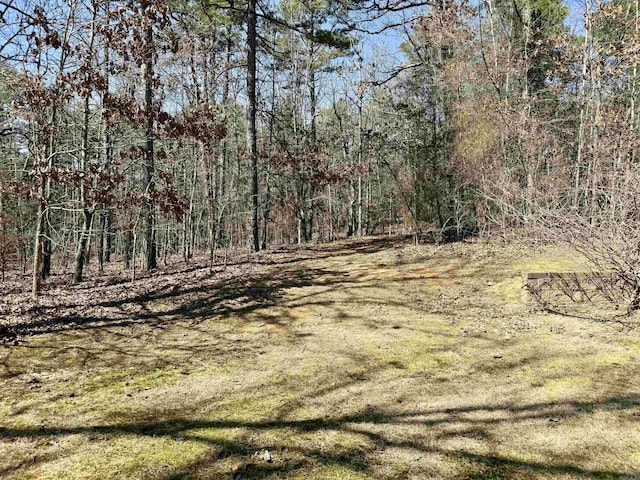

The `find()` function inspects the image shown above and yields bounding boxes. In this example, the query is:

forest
[0,0,637,299]
[2,0,640,479]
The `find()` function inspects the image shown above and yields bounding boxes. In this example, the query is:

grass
[1,237,640,479]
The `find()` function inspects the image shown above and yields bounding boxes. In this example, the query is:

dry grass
[1,236,640,479]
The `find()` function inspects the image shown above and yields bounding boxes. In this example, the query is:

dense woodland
[1,0,640,305]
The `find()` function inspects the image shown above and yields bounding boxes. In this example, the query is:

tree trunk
[105,212,113,262]
[103,18,114,265]
[73,208,93,284]
[41,224,51,279]
[32,202,44,300]
[73,4,99,284]
[0,189,5,282]
[73,88,94,284]
[357,102,363,236]
[125,225,133,270]
[247,0,260,252]
[200,142,215,266]
[32,157,47,299]
[98,213,106,273]
[262,167,270,250]
[143,2,156,270]
[262,27,277,251]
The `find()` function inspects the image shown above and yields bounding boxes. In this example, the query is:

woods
[1,0,640,305]
[5,2,640,478]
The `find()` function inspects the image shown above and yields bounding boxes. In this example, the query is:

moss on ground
[14,436,209,480]
[489,278,522,304]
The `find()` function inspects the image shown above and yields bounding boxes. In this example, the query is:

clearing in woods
[1,236,640,479]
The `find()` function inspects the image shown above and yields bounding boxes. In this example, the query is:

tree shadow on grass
[1,396,639,479]
[0,233,491,345]
[543,307,640,330]
[0,265,325,341]
[0,247,470,343]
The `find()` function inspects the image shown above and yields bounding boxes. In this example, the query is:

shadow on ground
[0,236,413,343]
[2,395,638,479]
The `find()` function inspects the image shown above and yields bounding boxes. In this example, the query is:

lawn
[1,236,640,479]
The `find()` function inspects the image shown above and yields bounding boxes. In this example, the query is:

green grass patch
[17,435,209,480]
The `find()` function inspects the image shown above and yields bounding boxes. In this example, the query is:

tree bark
[143,1,156,270]
[247,0,260,252]
[0,189,4,282]
[73,67,95,284]
[103,5,114,265]
[32,210,43,299]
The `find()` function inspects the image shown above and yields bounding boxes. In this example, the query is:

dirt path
[1,236,640,479]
